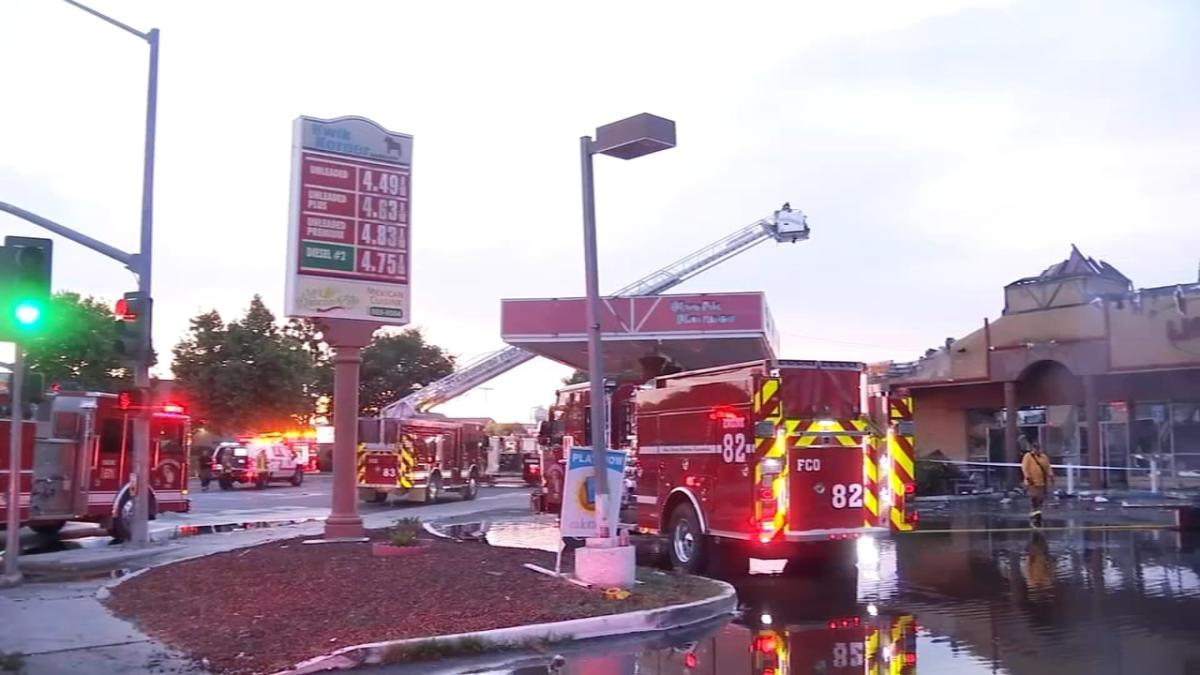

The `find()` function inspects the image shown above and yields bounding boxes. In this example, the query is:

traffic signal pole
[3,347,24,584]
[0,2,160,548]
[129,26,159,547]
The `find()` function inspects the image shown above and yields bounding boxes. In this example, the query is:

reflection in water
[458,517,1200,675]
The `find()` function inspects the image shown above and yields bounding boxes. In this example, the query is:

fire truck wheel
[218,477,235,490]
[30,521,67,535]
[424,473,443,504]
[291,469,304,487]
[667,503,708,574]
[461,472,479,501]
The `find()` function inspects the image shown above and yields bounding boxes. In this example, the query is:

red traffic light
[115,298,137,321]
[117,389,143,411]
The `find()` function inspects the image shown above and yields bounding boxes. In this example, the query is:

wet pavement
[421,510,1200,675]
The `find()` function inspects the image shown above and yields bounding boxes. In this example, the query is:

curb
[275,579,737,674]
[148,515,326,543]
[17,543,180,575]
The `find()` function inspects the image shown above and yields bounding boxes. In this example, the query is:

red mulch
[105,534,704,674]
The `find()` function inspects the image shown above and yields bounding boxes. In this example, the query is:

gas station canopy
[500,292,779,379]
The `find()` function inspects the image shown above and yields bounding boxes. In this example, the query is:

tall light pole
[61,0,159,546]
[579,113,675,538]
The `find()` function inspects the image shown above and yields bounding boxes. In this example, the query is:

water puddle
[422,515,1200,674]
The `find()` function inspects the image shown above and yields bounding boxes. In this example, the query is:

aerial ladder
[379,204,811,418]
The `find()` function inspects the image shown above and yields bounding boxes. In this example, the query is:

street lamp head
[592,113,676,160]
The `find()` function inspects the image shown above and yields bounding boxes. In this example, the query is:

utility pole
[3,348,24,584]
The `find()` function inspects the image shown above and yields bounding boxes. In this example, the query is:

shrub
[388,517,422,547]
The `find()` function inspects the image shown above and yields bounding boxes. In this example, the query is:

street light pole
[578,136,611,536]
[578,114,676,542]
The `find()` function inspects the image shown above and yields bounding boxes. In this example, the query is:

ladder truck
[377,204,812,419]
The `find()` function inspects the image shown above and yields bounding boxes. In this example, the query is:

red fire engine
[660,612,917,675]
[633,566,918,675]
[0,390,191,540]
[535,380,639,513]
[534,359,918,573]
[355,416,488,504]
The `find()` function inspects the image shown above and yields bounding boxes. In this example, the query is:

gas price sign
[285,115,413,324]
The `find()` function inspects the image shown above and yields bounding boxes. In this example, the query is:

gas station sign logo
[296,283,360,313]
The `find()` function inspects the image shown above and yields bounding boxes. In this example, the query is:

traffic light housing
[0,236,52,340]
[117,388,144,411]
[114,292,151,363]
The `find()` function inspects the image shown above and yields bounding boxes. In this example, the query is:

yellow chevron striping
[761,378,779,403]
[890,441,915,478]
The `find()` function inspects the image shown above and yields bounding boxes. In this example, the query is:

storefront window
[966,410,994,463]
[1172,402,1200,474]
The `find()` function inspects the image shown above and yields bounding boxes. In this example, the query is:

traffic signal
[117,388,144,411]
[23,371,45,406]
[114,292,151,363]
[0,236,52,340]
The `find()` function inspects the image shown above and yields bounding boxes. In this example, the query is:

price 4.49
[360,169,407,197]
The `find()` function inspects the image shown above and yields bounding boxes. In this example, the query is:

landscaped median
[103,520,734,675]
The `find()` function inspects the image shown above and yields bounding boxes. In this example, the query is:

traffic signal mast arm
[379,205,810,418]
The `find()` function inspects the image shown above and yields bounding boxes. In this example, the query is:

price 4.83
[359,222,405,249]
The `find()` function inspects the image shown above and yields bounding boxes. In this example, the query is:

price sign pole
[284,116,413,541]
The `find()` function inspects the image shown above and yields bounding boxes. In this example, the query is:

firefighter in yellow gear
[1021,441,1054,526]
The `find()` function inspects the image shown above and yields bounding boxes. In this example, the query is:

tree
[282,317,331,422]
[357,329,455,416]
[23,292,126,391]
[172,296,320,433]
[562,369,588,385]
[170,309,226,428]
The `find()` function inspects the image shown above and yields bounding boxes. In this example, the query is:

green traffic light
[14,301,41,326]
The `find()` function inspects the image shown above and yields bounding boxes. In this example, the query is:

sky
[3,0,1199,423]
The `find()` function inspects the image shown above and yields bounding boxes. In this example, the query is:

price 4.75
[357,249,405,278]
